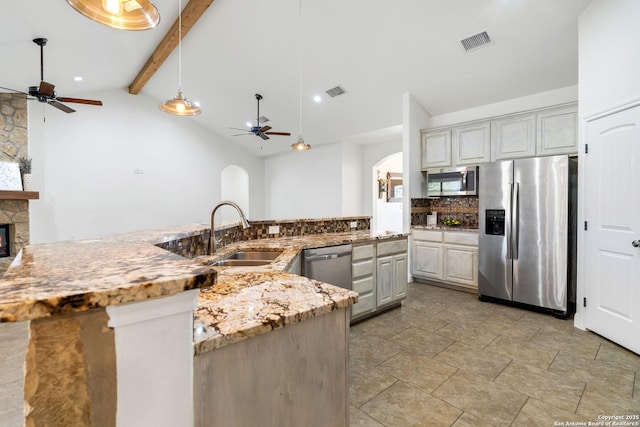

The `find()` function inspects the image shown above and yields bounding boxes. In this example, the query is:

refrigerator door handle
[512,182,520,260]
[506,183,513,260]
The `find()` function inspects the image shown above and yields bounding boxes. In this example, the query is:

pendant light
[67,0,160,31]
[159,0,201,116]
[290,0,311,151]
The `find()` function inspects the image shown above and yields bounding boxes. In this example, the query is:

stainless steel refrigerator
[478,155,577,317]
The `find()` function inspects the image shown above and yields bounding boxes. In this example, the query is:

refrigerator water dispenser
[485,209,505,236]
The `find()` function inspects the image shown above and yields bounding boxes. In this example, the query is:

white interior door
[585,105,640,355]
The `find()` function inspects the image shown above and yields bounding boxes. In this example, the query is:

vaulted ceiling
[1,0,591,157]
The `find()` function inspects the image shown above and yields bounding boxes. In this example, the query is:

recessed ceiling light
[246,121,253,127]
[73,76,83,82]
[313,95,322,103]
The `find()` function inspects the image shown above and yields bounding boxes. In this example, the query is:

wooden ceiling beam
[128,0,215,95]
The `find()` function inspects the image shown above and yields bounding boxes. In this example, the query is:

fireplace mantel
[0,191,39,201]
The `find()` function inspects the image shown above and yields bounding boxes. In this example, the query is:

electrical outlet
[350,221,357,228]
[268,225,280,234]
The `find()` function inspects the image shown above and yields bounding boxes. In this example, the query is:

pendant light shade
[66,0,160,31]
[159,90,201,116]
[291,135,311,151]
[160,0,201,116]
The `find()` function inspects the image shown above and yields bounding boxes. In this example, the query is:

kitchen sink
[211,250,283,267]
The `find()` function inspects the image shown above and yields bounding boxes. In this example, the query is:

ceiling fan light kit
[66,0,160,31]
[160,0,201,116]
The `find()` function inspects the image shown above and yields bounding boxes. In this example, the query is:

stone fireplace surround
[0,93,31,276]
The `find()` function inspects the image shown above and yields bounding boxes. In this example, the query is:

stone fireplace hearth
[0,93,32,276]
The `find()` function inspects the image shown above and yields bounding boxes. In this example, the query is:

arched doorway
[372,152,402,233]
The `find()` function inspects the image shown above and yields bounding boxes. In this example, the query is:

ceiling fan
[230,94,291,140]
[0,38,102,113]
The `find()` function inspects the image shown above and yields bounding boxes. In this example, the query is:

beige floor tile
[385,307,450,333]
[495,361,585,413]
[360,381,462,427]
[513,397,597,426]
[548,351,636,399]
[432,305,491,327]
[378,350,457,393]
[529,326,602,359]
[519,310,577,333]
[355,313,412,339]
[351,334,404,366]
[388,327,455,356]
[350,405,386,426]
[485,335,558,370]
[576,383,640,420]
[434,342,511,380]
[450,412,496,427]
[350,361,398,408]
[434,321,499,349]
[477,301,527,322]
[595,339,640,373]
[432,369,528,425]
[476,316,541,341]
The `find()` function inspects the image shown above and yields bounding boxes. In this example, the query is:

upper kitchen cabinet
[421,130,452,170]
[491,112,536,161]
[452,121,491,166]
[536,104,578,156]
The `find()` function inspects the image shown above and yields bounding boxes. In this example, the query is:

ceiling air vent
[460,31,493,52]
[325,85,347,98]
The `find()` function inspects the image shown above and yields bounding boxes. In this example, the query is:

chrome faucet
[209,200,250,255]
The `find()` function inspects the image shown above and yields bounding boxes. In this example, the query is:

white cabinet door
[421,130,452,170]
[443,244,478,289]
[491,113,536,160]
[376,255,393,307]
[393,253,408,300]
[536,105,578,156]
[412,241,443,280]
[453,122,491,166]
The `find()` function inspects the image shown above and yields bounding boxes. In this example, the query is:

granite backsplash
[411,197,479,228]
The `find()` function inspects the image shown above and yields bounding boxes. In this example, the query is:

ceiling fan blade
[259,125,272,133]
[48,100,75,113]
[264,132,291,136]
[39,81,55,97]
[57,97,102,106]
[231,133,251,136]
[229,127,251,132]
[258,133,270,140]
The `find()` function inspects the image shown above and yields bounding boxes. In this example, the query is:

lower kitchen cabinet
[351,243,376,320]
[411,229,478,292]
[351,237,408,322]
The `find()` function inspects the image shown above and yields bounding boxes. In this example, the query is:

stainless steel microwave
[425,166,478,197]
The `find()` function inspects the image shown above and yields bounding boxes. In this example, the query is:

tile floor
[349,283,640,426]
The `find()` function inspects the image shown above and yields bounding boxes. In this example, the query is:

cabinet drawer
[352,292,375,316]
[353,276,375,294]
[412,229,443,242]
[444,231,478,246]
[377,239,408,256]
[352,244,374,261]
[352,259,374,279]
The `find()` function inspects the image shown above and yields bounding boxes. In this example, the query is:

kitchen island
[0,221,402,426]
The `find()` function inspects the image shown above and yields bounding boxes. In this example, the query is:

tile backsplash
[411,197,479,228]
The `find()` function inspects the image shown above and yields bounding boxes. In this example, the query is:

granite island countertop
[0,239,217,322]
[0,222,406,354]
[191,230,407,354]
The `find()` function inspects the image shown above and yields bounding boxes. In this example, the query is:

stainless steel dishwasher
[303,244,352,290]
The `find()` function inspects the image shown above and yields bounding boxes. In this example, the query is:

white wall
[574,0,640,329]
[29,89,264,243]
[264,143,342,219]
[341,142,363,217]
[402,93,430,233]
